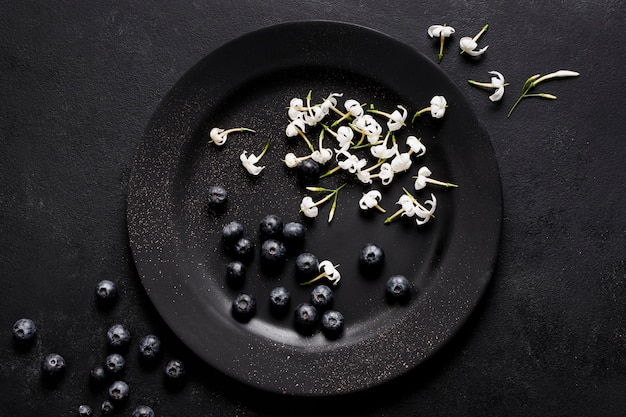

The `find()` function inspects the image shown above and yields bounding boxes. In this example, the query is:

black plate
[127,21,502,396]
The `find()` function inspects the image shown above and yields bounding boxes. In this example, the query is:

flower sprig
[384,188,437,226]
[240,139,270,176]
[428,24,455,63]
[459,24,489,56]
[468,71,508,102]
[300,183,347,223]
[300,260,341,286]
[209,127,256,146]
[412,96,447,122]
[507,70,580,118]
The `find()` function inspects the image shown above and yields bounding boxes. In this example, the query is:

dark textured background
[1,1,624,416]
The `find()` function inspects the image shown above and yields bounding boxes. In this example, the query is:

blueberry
[104,353,125,375]
[138,334,162,361]
[225,260,246,289]
[310,284,334,311]
[106,324,131,350]
[294,303,319,335]
[41,353,66,377]
[321,310,345,339]
[207,185,228,212]
[282,221,306,252]
[259,214,283,241]
[89,364,107,388]
[295,252,319,283]
[231,237,255,264]
[259,239,287,272]
[359,243,385,277]
[231,293,257,322]
[269,287,291,316]
[12,318,36,343]
[100,400,115,415]
[385,275,412,304]
[95,280,117,305]
[296,159,321,185]
[221,221,244,246]
[131,405,156,417]
[108,380,129,404]
[164,359,186,383]
[78,404,93,417]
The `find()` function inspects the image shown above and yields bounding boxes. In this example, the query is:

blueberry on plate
[231,237,255,264]
[295,252,319,283]
[385,275,412,304]
[164,359,186,390]
[294,303,319,335]
[104,353,126,375]
[310,284,334,311]
[78,404,93,417]
[108,380,129,404]
[131,405,155,417]
[359,243,385,277]
[221,221,244,247]
[41,353,66,377]
[138,334,161,361]
[89,364,107,388]
[207,185,228,212]
[95,280,117,305]
[296,159,321,185]
[106,324,131,350]
[282,221,306,252]
[100,400,115,415]
[321,310,345,339]
[269,287,291,316]
[12,318,36,343]
[259,239,287,272]
[231,293,257,322]
[225,260,246,288]
[259,214,283,241]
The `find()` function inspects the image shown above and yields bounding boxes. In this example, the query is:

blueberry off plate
[127,21,502,396]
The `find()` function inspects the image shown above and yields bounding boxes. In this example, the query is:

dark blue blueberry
[259,214,283,241]
[138,334,161,361]
[221,221,244,246]
[310,284,334,311]
[131,405,156,417]
[231,237,255,264]
[100,400,115,415]
[106,324,131,350]
[259,239,287,272]
[41,353,66,377]
[104,353,125,375]
[108,380,130,404]
[321,310,345,339]
[294,303,319,335]
[282,221,306,252]
[163,359,186,389]
[89,364,107,388]
[95,280,118,305]
[231,293,256,322]
[12,318,36,343]
[359,243,385,277]
[78,404,93,417]
[296,159,321,185]
[207,185,228,212]
[225,260,246,289]
[294,252,319,283]
[269,287,291,316]
[385,275,412,304]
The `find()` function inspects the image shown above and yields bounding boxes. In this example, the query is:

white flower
[359,190,384,212]
[428,24,455,38]
[335,126,354,150]
[284,152,300,168]
[286,118,306,137]
[303,105,325,126]
[318,260,341,285]
[429,96,447,118]
[378,163,394,185]
[386,105,408,131]
[356,168,372,184]
[353,114,382,144]
[240,151,265,176]
[300,196,319,218]
[311,148,333,164]
[398,194,417,217]
[384,191,437,225]
[209,127,255,146]
[406,136,426,157]
[288,98,305,120]
[344,99,364,118]
[320,92,343,114]
[414,166,458,190]
[336,149,366,173]
[459,24,489,56]
[390,152,412,173]
[468,71,506,102]
[414,194,437,225]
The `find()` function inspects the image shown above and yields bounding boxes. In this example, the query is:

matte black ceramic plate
[127,21,502,396]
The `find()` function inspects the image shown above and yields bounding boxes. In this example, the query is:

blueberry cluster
[10,279,186,416]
